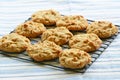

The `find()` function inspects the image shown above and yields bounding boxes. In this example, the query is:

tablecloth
[0,0,120,80]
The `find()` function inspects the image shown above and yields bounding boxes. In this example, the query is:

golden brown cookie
[41,27,73,45]
[86,21,118,38]
[69,33,102,52]
[31,9,61,25]
[27,40,62,61]
[0,33,31,52]
[56,15,88,31]
[59,49,91,69]
[14,20,46,38]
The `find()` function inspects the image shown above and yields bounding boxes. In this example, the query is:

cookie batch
[0,9,118,69]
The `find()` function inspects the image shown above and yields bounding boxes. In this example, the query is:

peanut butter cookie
[31,9,61,25]
[41,27,73,45]
[27,40,62,61]
[87,21,118,38]
[56,15,88,31]
[0,33,31,52]
[69,33,102,52]
[59,49,91,69]
[15,20,46,38]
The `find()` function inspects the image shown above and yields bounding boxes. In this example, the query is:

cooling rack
[0,19,120,73]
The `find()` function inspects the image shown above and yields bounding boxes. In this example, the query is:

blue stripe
[0,67,55,74]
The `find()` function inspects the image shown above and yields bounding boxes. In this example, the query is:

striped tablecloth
[0,0,120,80]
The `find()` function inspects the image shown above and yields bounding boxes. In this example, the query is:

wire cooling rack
[0,19,120,73]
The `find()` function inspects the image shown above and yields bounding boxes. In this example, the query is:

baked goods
[69,33,102,52]
[0,33,31,52]
[59,49,91,69]
[14,20,46,38]
[31,9,61,25]
[87,21,118,38]
[56,15,88,31]
[27,40,62,61]
[41,27,73,45]
[1,9,118,71]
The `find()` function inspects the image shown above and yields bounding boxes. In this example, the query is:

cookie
[14,20,46,38]
[0,33,31,52]
[31,9,61,25]
[69,33,102,52]
[56,15,88,31]
[86,21,118,38]
[27,40,62,61]
[41,27,73,45]
[59,49,91,69]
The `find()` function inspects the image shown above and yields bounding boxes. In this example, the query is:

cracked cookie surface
[69,33,102,52]
[59,49,91,69]
[87,21,118,38]
[27,40,62,61]
[41,27,73,45]
[15,20,46,38]
[31,9,61,25]
[0,33,31,52]
[56,15,88,31]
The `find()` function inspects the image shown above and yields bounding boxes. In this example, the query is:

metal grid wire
[0,19,120,73]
